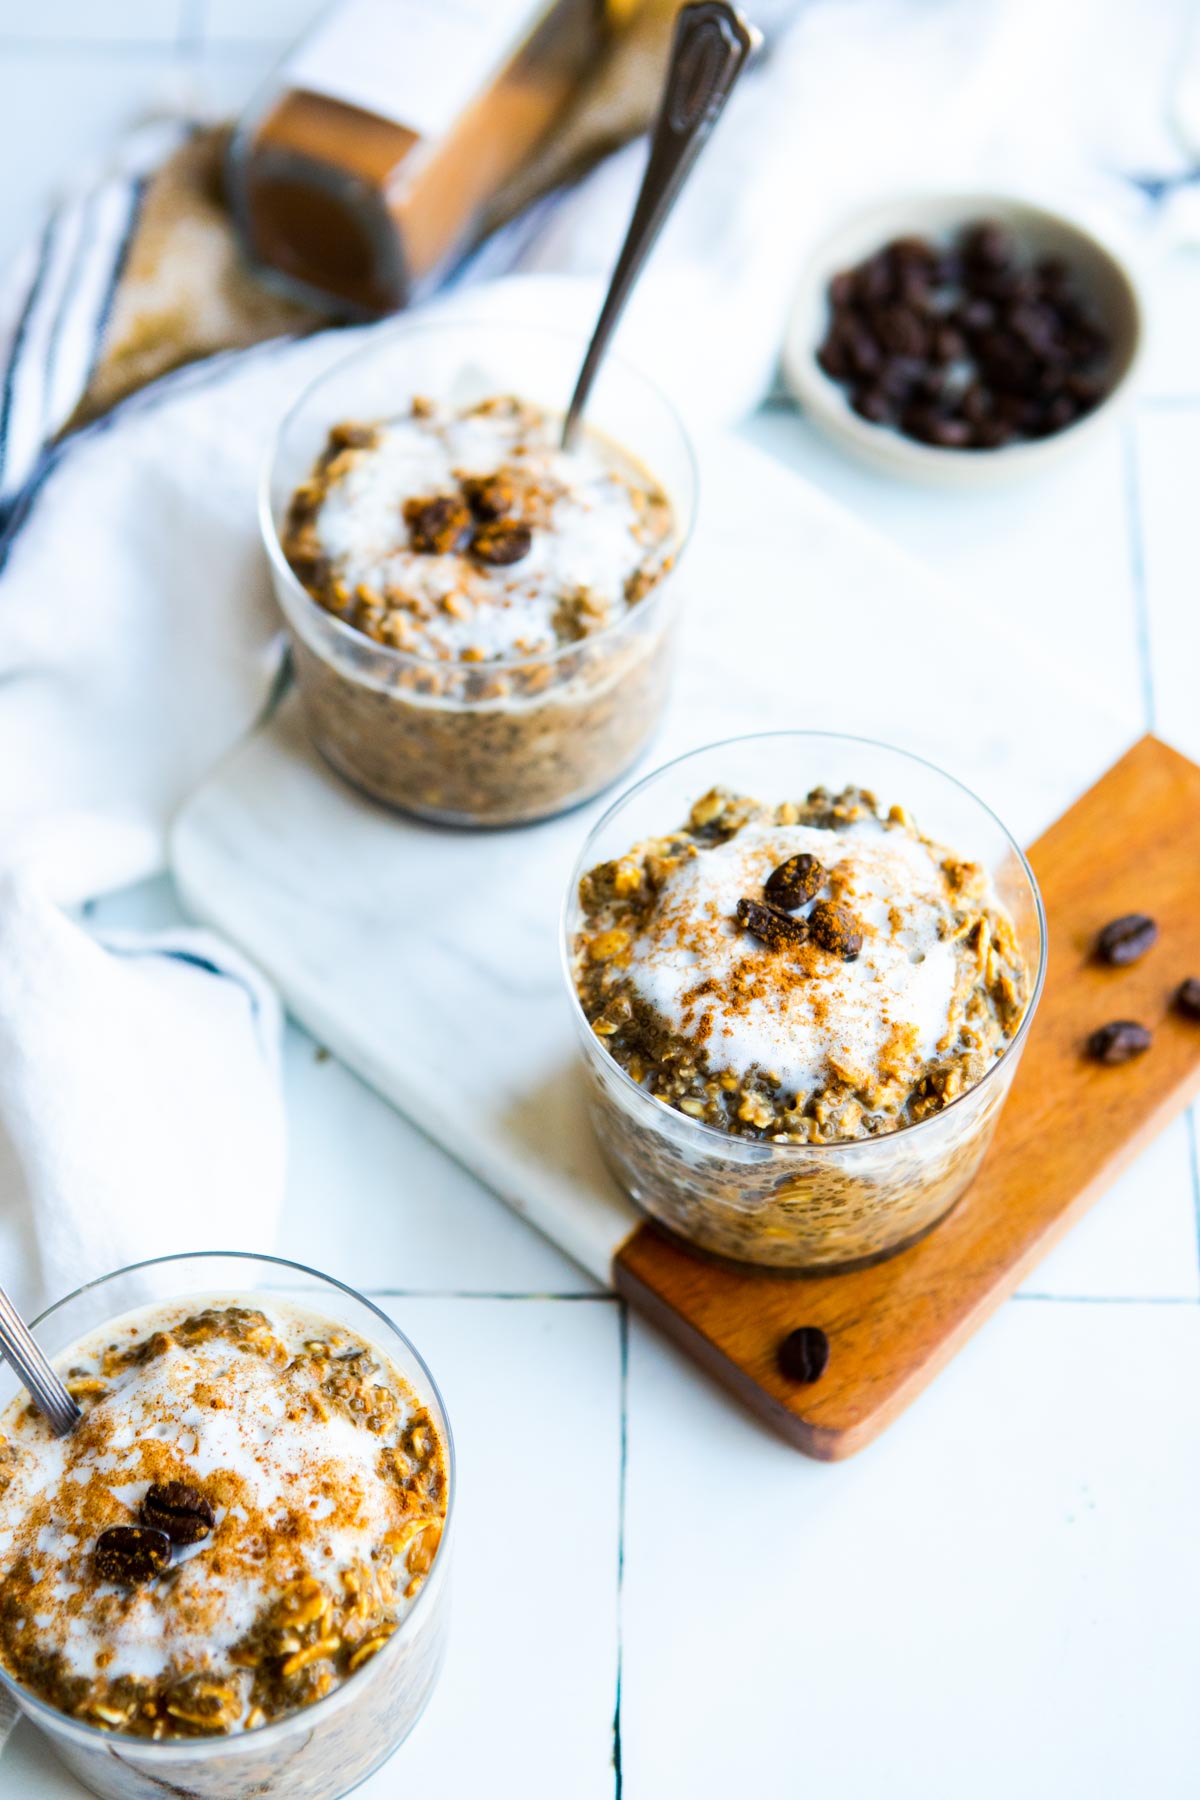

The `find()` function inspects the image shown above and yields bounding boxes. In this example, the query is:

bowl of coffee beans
[783,193,1143,483]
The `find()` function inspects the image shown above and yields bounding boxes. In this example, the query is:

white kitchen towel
[0,875,285,1321]
[0,119,185,518]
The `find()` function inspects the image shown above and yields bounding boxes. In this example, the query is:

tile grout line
[1014,1292,1199,1305]
[0,37,190,56]
[361,1288,615,1302]
[1123,411,1156,734]
[178,0,206,55]
[1121,405,1200,1300]
[255,1282,616,1302]
[613,1300,629,1800]
[1187,1108,1200,1283]
[1138,393,1200,409]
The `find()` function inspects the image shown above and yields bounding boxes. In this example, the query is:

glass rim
[559,728,1049,1156]
[0,1249,455,1760]
[259,312,700,677]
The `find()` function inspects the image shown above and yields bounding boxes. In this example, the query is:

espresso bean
[956,297,997,335]
[1036,395,1079,434]
[778,1326,830,1384]
[844,321,883,377]
[817,332,852,380]
[827,269,857,309]
[764,853,825,910]
[851,387,895,425]
[471,519,533,566]
[95,1525,172,1585]
[141,1481,215,1546]
[925,415,974,449]
[1066,372,1106,411]
[1172,978,1200,1022]
[895,265,934,310]
[853,253,894,307]
[888,234,938,269]
[809,900,864,960]
[877,356,925,399]
[404,495,471,555]
[1086,1020,1153,1065]
[736,897,808,951]
[1095,913,1158,966]
[961,221,1014,271]
[932,325,967,363]
[971,419,1016,449]
[461,473,514,520]
[874,306,928,358]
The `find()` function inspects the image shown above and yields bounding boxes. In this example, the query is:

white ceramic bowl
[782,192,1145,486]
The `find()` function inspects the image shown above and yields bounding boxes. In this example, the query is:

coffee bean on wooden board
[1085,1020,1153,1065]
[1173,977,1200,1021]
[778,1326,830,1384]
[94,1525,172,1585]
[1094,913,1158,966]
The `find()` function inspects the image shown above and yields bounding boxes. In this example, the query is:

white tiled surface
[3,5,1200,1798]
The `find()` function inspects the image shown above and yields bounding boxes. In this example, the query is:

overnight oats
[0,1255,452,1800]
[564,735,1045,1270]
[264,319,695,826]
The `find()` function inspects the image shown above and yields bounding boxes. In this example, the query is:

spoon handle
[0,1284,81,1437]
[561,0,760,449]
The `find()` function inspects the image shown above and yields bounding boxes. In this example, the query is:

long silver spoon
[561,0,760,450]
[0,1282,81,1436]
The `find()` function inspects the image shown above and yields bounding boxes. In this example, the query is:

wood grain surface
[614,735,1200,1459]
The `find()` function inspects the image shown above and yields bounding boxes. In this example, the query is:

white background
[2,3,1200,1796]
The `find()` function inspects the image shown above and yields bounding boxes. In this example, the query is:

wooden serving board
[617,735,1200,1457]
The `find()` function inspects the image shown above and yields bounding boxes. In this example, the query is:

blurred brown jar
[229,0,637,317]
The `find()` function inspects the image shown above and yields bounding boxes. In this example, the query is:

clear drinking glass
[262,317,698,827]
[0,1252,453,1800]
[561,733,1047,1272]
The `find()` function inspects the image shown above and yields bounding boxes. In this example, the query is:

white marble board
[172,429,1137,1286]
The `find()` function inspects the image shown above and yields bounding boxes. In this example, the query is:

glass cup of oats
[0,1252,452,1800]
[563,733,1047,1272]
[263,317,697,826]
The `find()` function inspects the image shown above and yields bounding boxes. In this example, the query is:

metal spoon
[0,1282,81,1437]
[561,0,761,450]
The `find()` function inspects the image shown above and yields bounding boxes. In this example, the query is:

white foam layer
[315,404,664,660]
[627,819,964,1098]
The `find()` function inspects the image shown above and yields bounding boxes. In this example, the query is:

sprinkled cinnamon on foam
[627,819,960,1098]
